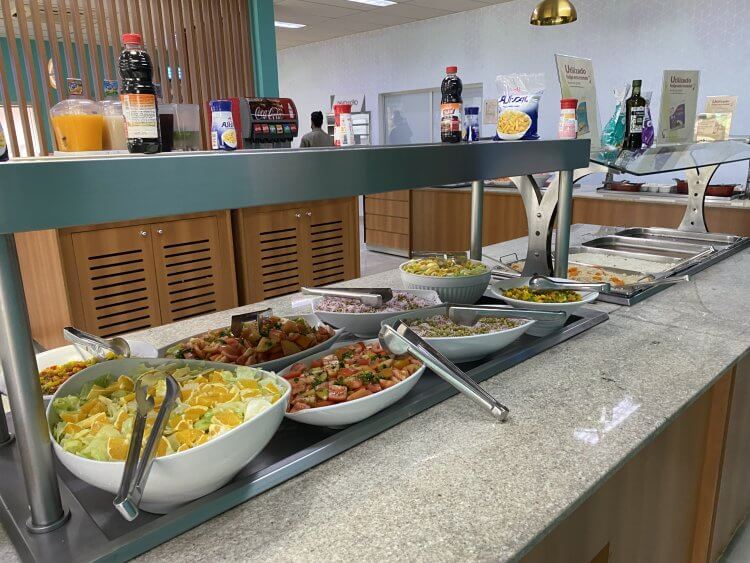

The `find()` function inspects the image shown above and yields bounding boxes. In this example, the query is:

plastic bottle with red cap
[558,98,578,139]
[440,66,463,143]
[119,32,161,154]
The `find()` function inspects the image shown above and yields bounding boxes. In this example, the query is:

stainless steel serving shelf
[0,141,592,560]
[0,306,608,563]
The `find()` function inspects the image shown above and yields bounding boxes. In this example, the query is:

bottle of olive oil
[623,80,646,150]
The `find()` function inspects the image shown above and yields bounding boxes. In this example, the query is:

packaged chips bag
[601,83,630,149]
[494,73,545,140]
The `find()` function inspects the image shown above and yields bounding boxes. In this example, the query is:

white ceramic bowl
[381,305,535,363]
[311,290,441,338]
[399,261,491,305]
[0,340,157,400]
[47,358,290,513]
[282,340,425,427]
[160,313,343,373]
[496,109,532,140]
[489,277,598,336]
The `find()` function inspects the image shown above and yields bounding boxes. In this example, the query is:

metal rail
[0,140,590,540]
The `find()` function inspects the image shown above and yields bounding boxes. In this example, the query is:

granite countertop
[1,225,749,562]
[424,184,750,209]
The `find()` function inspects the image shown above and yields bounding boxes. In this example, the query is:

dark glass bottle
[440,66,463,143]
[623,80,646,150]
[118,33,161,154]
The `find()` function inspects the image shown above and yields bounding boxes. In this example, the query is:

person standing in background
[300,111,334,148]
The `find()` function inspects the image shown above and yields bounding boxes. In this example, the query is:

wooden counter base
[365,188,750,256]
[522,354,750,563]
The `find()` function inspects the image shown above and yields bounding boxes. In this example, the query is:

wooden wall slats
[14,0,49,154]
[0,0,34,152]
[0,0,255,156]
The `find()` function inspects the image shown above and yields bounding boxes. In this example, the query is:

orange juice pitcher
[50,78,104,152]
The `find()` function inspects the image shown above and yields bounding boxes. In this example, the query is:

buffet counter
[3,225,748,562]
[365,185,750,255]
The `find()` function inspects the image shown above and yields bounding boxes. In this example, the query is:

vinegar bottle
[119,33,161,154]
[440,66,463,143]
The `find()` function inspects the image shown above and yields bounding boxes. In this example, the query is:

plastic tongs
[528,275,611,293]
[379,322,510,422]
[114,370,179,521]
[301,287,393,307]
[63,326,131,359]
[446,304,566,326]
[229,307,273,337]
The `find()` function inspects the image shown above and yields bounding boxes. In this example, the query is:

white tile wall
[279,0,750,183]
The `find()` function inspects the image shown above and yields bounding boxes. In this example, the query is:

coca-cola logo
[253,106,283,120]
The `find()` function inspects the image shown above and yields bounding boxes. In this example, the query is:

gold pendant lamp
[530,0,578,26]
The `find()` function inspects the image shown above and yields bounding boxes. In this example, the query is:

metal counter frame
[0,140,590,558]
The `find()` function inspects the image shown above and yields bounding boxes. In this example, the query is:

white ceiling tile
[343,9,416,26]
[296,0,382,11]
[378,4,452,19]
[274,5,333,25]
[408,0,486,12]
[275,0,362,18]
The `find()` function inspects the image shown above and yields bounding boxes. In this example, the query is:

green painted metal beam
[249,0,279,97]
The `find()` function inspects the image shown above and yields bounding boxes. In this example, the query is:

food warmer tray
[582,235,712,258]
[578,237,750,306]
[0,305,608,563]
[613,227,741,248]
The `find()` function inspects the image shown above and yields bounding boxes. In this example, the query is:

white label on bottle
[121,94,159,139]
[629,106,645,134]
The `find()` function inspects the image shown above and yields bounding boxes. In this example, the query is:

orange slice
[59,411,84,423]
[208,371,224,383]
[62,422,82,435]
[213,410,242,427]
[107,437,129,461]
[183,405,208,421]
[174,428,204,446]
[155,436,170,457]
[114,410,131,431]
[79,411,107,429]
[238,379,260,390]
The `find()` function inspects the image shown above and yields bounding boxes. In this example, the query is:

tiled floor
[720,516,750,562]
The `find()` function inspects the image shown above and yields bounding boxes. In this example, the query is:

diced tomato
[339,367,356,378]
[328,384,348,402]
[343,377,362,390]
[311,359,323,368]
[346,388,372,402]
[379,379,396,389]
[357,357,370,366]
[289,401,311,413]
[367,383,382,393]
[290,379,307,395]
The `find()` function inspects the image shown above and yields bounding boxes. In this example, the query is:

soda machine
[239,97,299,148]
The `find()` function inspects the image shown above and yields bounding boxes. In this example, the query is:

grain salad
[405,315,526,338]
[314,291,439,314]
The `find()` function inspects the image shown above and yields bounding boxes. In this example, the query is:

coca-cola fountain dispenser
[239,97,299,149]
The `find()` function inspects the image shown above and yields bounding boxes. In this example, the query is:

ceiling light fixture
[530,0,577,26]
[275,21,306,29]
[344,0,397,7]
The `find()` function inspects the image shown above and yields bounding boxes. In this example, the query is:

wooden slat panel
[0,45,19,157]
[28,1,56,112]
[108,0,123,79]
[150,0,169,101]
[172,0,191,103]
[162,0,180,102]
[129,0,143,35]
[117,0,131,37]
[68,0,92,97]
[97,0,115,78]
[366,190,411,202]
[181,0,201,105]
[237,0,253,92]
[58,0,80,79]
[365,229,410,252]
[139,1,157,81]
[13,0,48,155]
[0,0,34,153]
[83,0,104,99]
[43,0,66,100]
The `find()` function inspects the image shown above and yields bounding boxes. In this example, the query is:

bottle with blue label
[210,100,237,151]
[464,107,479,142]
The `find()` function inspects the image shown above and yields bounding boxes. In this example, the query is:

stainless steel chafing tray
[582,235,712,258]
[613,227,741,248]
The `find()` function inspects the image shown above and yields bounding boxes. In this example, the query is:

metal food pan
[582,235,711,258]
[614,227,741,248]
[569,245,684,268]
[501,257,653,284]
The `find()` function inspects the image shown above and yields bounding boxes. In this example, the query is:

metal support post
[679,165,719,233]
[470,180,484,261]
[555,170,574,278]
[0,234,69,533]
[0,405,11,446]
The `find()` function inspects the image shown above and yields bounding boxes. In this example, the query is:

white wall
[279,0,750,181]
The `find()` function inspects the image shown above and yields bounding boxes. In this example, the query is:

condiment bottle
[209,100,237,151]
[440,66,463,143]
[464,107,479,142]
[623,79,646,150]
[558,98,578,139]
[118,33,160,154]
[0,121,8,161]
[101,79,127,150]
[49,78,104,152]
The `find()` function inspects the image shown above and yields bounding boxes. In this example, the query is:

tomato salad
[285,342,422,413]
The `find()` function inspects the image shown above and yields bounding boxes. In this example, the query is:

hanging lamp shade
[530,0,578,26]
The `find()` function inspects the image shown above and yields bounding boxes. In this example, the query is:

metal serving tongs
[230,307,272,337]
[411,250,469,264]
[379,323,510,422]
[613,273,691,293]
[63,326,131,359]
[114,370,179,521]
[527,275,611,293]
[301,287,393,307]
[446,304,566,326]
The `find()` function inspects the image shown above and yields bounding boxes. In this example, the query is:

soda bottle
[118,33,161,154]
[440,66,463,143]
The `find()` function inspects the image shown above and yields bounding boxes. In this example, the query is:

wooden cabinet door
[70,225,162,337]
[150,216,235,324]
[304,199,359,287]
[241,207,306,301]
